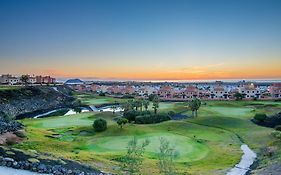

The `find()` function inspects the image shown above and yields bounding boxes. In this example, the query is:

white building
[0,74,11,84]
[238,83,261,99]
[210,85,229,99]
[8,77,21,85]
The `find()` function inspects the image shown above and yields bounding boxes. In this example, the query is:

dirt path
[227,144,257,175]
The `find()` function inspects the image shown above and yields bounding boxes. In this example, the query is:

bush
[117,118,128,128]
[99,92,105,96]
[13,130,26,138]
[167,111,176,117]
[148,94,158,101]
[124,110,139,122]
[254,113,267,122]
[135,115,153,124]
[135,113,170,124]
[122,94,135,99]
[271,131,281,140]
[93,118,107,132]
[275,125,281,131]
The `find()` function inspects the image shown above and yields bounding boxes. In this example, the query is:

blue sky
[0,0,280,80]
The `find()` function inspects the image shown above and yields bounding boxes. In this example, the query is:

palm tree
[20,75,29,86]
[143,100,150,111]
[122,100,133,112]
[152,97,160,114]
[137,100,143,112]
[139,99,144,111]
[112,101,118,114]
[234,92,244,101]
[189,98,201,117]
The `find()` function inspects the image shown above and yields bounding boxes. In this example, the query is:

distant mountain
[64,79,84,85]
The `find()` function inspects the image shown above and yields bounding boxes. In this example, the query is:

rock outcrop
[0,85,76,119]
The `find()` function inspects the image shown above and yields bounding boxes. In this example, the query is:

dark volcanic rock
[0,85,76,120]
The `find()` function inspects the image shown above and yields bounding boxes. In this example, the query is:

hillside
[0,85,76,119]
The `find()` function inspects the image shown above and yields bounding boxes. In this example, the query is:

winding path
[184,120,257,175]
[227,144,257,175]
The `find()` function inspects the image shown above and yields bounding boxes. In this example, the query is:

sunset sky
[0,0,280,81]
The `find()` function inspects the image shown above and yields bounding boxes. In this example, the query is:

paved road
[227,144,257,175]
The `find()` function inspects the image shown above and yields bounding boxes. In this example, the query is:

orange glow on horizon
[39,63,281,80]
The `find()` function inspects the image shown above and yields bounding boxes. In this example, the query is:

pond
[29,105,123,119]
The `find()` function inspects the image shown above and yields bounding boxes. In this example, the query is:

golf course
[13,93,281,175]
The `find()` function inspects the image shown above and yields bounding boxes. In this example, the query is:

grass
[15,96,281,175]
[0,85,20,91]
[75,93,128,105]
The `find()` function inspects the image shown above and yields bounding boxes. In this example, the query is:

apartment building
[179,85,199,99]
[238,83,261,99]
[158,86,174,99]
[269,83,281,99]
[210,85,229,99]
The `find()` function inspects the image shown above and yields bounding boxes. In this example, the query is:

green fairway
[84,132,209,162]
[75,93,127,105]
[15,98,281,175]
[0,86,20,91]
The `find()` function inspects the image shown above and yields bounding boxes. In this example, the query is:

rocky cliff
[0,85,76,119]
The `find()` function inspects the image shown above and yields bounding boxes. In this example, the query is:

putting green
[84,133,209,162]
[203,106,252,118]
[84,98,111,105]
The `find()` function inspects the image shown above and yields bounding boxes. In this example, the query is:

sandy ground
[0,132,23,145]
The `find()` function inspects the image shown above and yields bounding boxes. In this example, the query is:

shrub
[275,125,281,131]
[254,113,267,122]
[167,111,176,117]
[271,131,281,140]
[13,130,26,138]
[122,94,135,99]
[135,113,170,124]
[93,118,107,132]
[123,110,139,122]
[148,94,158,101]
[117,118,128,128]
[99,92,105,96]
[135,115,153,124]
[122,136,150,174]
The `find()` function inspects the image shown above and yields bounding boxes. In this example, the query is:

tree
[143,100,150,111]
[158,137,178,175]
[93,118,107,132]
[112,105,117,114]
[148,94,157,101]
[122,136,150,174]
[122,101,133,112]
[20,75,29,86]
[254,113,267,122]
[111,101,118,114]
[123,110,138,122]
[133,100,141,111]
[189,98,201,117]
[117,118,128,129]
[112,101,118,114]
[138,99,144,112]
[234,92,244,101]
[74,107,82,113]
[131,100,139,111]
[152,96,160,114]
